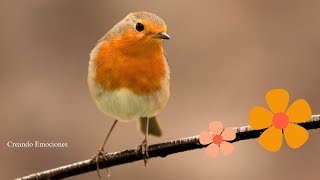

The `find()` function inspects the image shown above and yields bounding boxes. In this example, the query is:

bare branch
[16,115,320,180]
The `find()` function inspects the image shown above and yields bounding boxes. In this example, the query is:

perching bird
[87,11,170,177]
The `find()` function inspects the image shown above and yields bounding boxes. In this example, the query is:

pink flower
[199,121,236,158]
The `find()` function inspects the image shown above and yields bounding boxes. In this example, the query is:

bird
[87,11,170,177]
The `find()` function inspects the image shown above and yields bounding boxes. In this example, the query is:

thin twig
[16,115,320,180]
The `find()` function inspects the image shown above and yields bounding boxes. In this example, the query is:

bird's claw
[135,139,149,167]
[91,149,110,179]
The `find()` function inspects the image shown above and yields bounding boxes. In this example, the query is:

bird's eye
[135,22,144,32]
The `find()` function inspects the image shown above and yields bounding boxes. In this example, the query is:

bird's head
[103,11,169,50]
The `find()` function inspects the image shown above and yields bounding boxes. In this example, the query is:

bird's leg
[91,120,118,179]
[142,117,149,166]
[135,117,150,167]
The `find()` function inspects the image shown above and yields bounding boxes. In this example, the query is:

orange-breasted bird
[87,11,170,176]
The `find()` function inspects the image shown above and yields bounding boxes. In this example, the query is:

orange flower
[249,89,312,152]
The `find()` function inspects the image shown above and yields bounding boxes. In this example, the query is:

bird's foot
[91,148,110,179]
[135,139,149,167]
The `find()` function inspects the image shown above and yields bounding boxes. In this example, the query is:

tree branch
[16,115,320,180]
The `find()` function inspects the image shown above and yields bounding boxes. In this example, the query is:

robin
[87,11,170,177]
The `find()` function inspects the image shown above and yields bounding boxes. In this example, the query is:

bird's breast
[94,40,166,95]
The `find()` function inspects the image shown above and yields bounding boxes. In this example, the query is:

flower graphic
[199,121,236,158]
[249,89,312,152]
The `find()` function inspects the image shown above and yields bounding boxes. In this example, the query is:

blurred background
[1,0,320,179]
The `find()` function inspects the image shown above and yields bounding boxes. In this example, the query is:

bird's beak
[154,32,170,40]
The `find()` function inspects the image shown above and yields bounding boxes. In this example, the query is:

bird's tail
[139,116,162,137]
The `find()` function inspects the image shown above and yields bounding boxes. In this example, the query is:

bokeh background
[1,0,320,179]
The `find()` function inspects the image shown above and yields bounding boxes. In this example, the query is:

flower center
[213,135,223,145]
[272,112,289,129]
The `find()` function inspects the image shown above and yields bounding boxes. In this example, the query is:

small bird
[87,11,170,177]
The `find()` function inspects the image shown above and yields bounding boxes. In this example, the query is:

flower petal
[266,89,289,114]
[221,128,236,141]
[204,143,219,158]
[259,126,283,152]
[199,131,213,145]
[220,141,234,156]
[286,99,312,123]
[249,106,273,130]
[284,124,309,149]
[209,121,223,135]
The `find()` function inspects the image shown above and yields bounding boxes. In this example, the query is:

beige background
[1,0,320,179]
